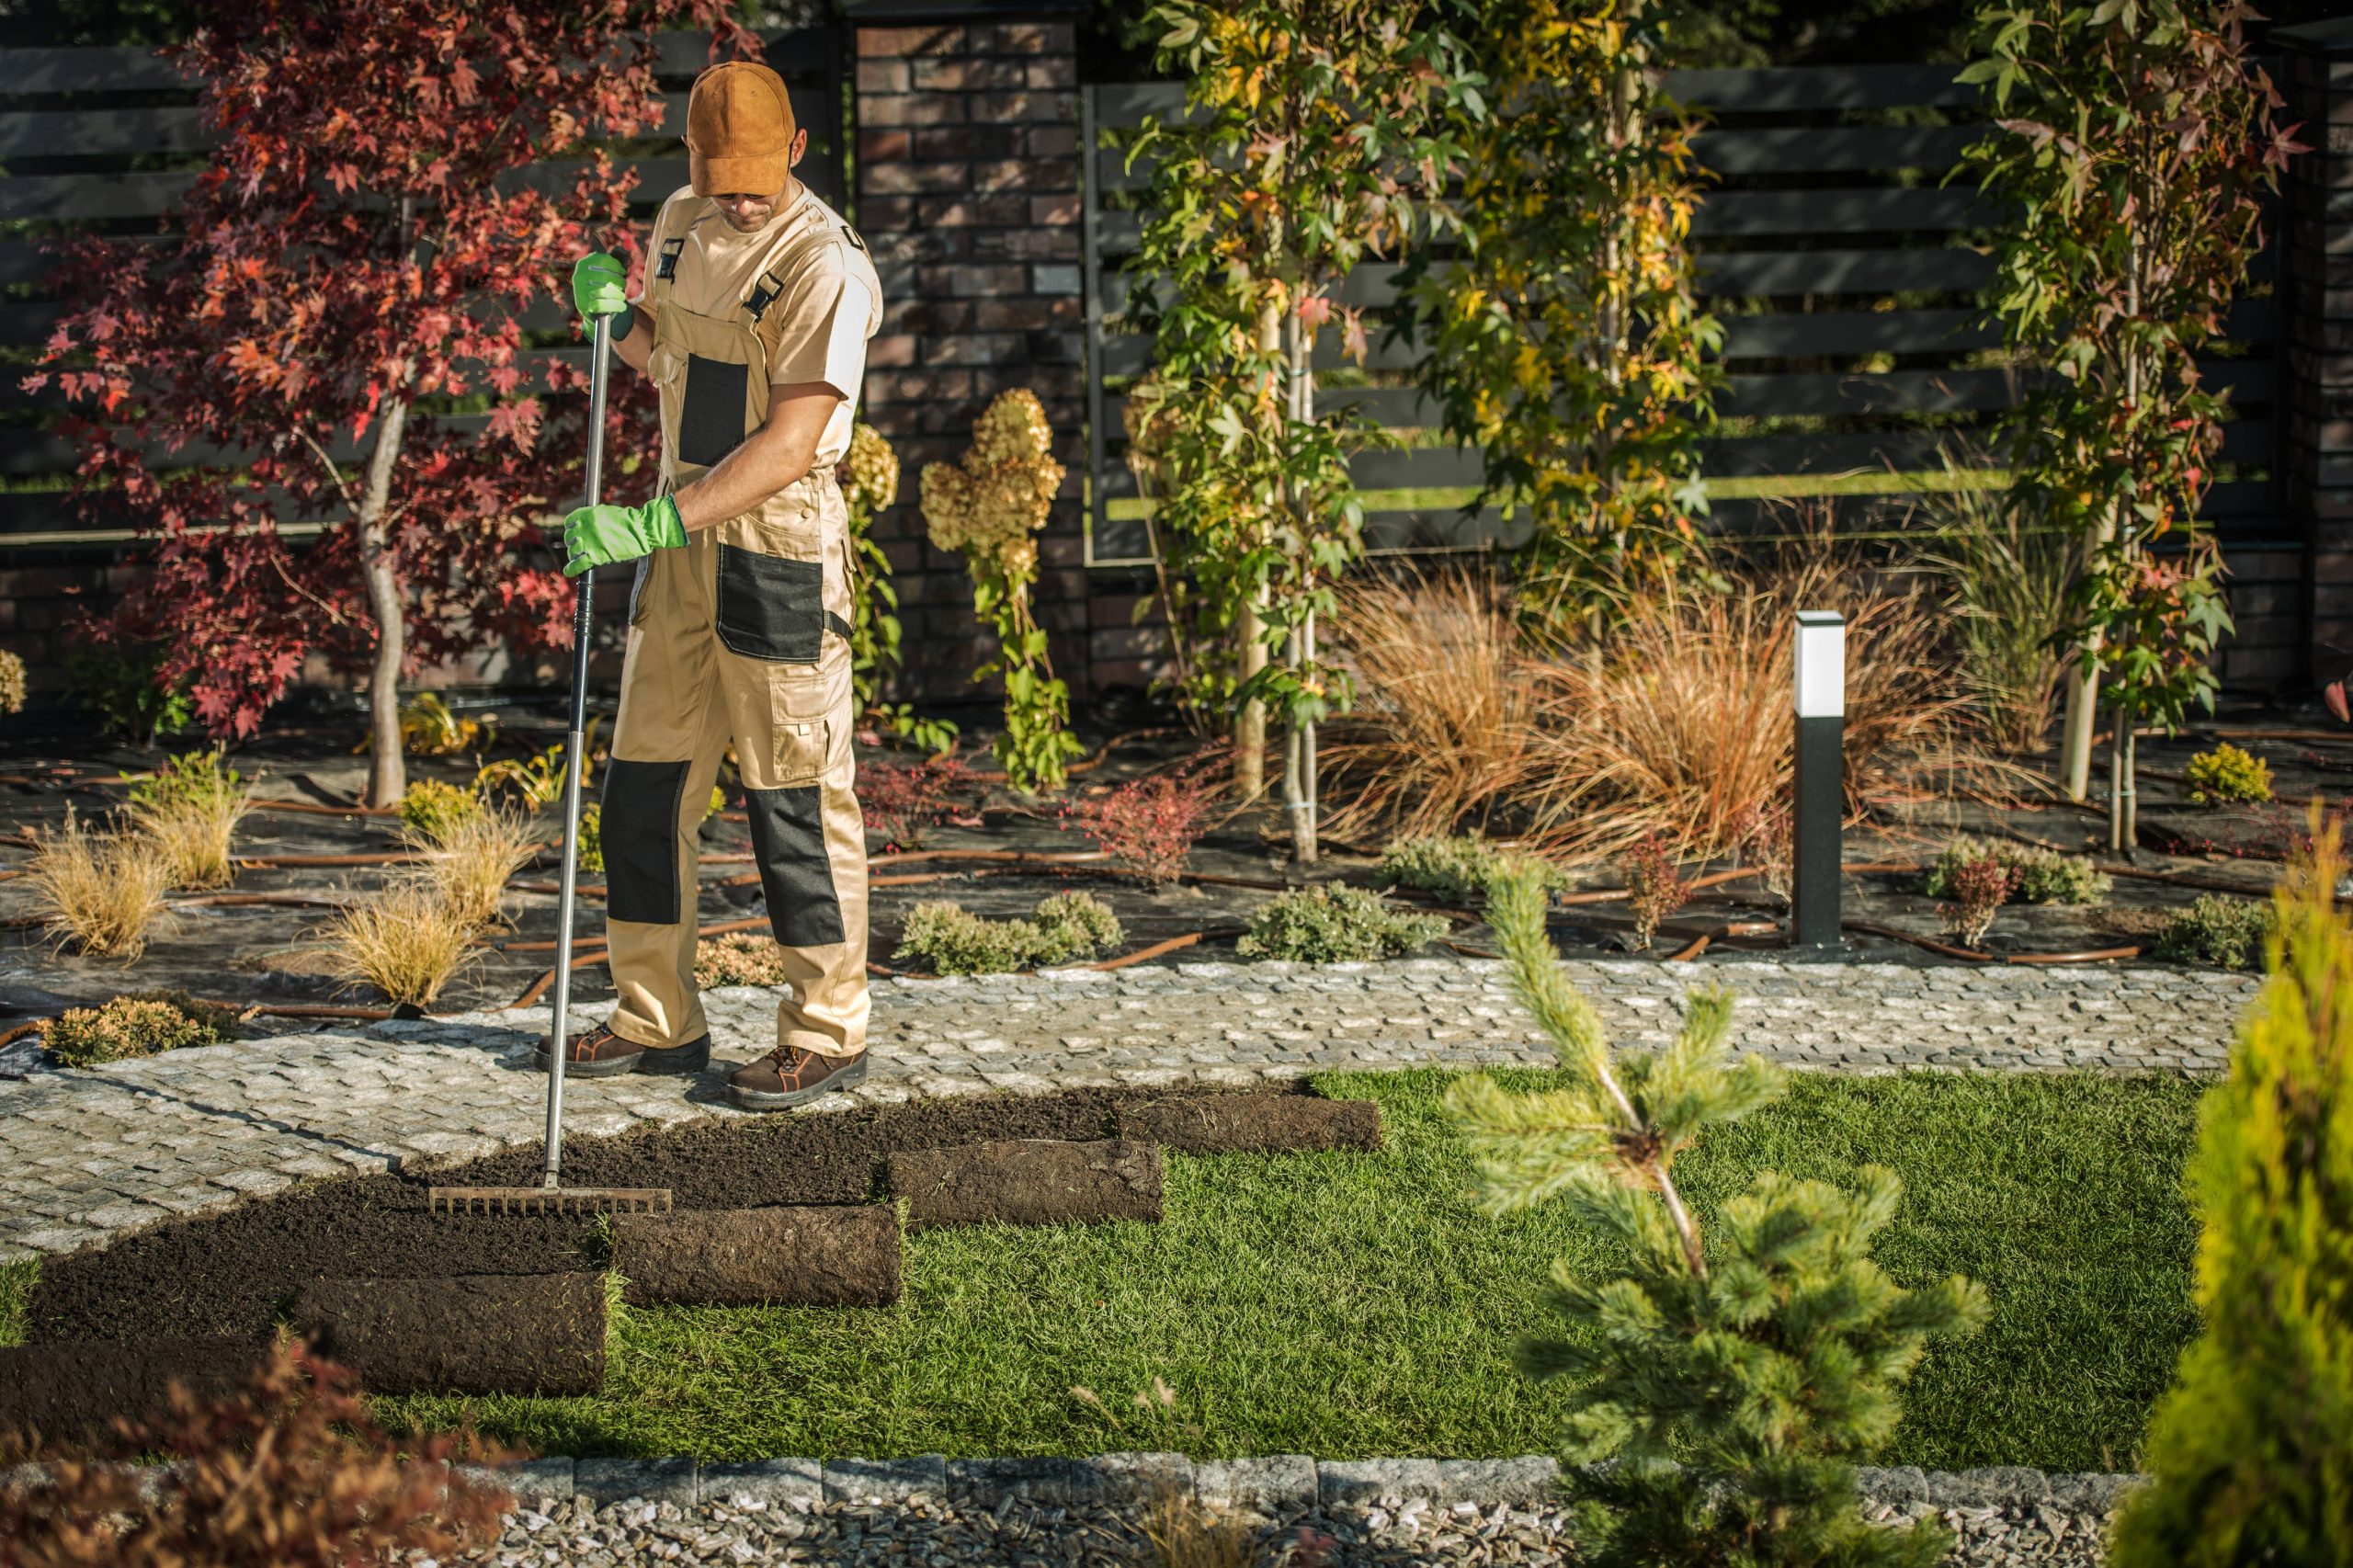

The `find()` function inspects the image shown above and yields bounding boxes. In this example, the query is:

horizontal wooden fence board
[1693,186,2005,235]
[0,45,188,92]
[0,106,211,157]
[1695,246,1995,295]
[1691,123,1982,174]
[1663,64,1978,109]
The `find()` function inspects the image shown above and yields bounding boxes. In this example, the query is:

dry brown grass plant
[27,811,170,960]
[324,878,481,1006]
[406,805,539,933]
[1322,557,1967,864]
[1138,1485,1256,1568]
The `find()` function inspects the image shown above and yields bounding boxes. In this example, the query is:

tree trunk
[1234,291,1288,805]
[358,392,414,809]
[2061,661,2098,800]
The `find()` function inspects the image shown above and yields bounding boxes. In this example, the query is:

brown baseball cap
[687,61,798,199]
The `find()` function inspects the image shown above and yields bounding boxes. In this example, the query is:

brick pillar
[2280,19,2353,676]
[849,6,1089,710]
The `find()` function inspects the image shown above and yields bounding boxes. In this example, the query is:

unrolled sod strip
[612,1206,901,1307]
[0,1335,267,1446]
[1119,1094,1383,1154]
[886,1138,1164,1230]
[290,1272,605,1396]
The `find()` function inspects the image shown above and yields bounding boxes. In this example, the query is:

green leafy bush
[66,641,194,744]
[2156,895,2273,971]
[1236,884,1447,963]
[1922,835,2109,906]
[894,891,1124,975]
[48,994,232,1068]
[1377,835,1566,903]
[396,778,483,847]
[576,802,605,874]
[128,750,245,812]
[2184,742,2272,806]
[1449,871,1986,1566]
[2110,824,2353,1563]
[695,932,788,988]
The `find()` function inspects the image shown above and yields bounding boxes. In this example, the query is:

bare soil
[24,1084,1222,1345]
[0,1336,266,1448]
[290,1271,606,1396]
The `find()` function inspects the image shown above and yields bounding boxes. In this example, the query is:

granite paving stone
[0,957,2251,1261]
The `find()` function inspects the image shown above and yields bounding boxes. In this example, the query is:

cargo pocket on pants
[715,545,824,663]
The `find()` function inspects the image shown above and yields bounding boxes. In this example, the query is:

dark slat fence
[1079,67,2286,584]
[0,29,845,549]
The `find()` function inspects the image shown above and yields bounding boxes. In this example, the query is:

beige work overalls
[600,214,870,1062]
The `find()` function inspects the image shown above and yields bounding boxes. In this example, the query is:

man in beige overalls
[544,60,881,1110]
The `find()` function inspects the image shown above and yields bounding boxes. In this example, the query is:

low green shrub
[1237,883,1448,963]
[66,641,194,744]
[48,994,232,1068]
[128,750,245,813]
[1377,835,1566,903]
[576,802,605,874]
[2155,895,2274,970]
[2184,742,2273,806]
[894,891,1124,975]
[397,778,483,847]
[695,931,788,988]
[1922,836,2109,906]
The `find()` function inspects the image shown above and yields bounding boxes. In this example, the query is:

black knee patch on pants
[601,759,690,925]
[745,784,845,948]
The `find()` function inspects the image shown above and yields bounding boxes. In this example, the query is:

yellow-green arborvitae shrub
[2109,815,2353,1565]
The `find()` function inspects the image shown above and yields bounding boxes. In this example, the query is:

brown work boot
[532,1022,643,1078]
[727,1046,869,1110]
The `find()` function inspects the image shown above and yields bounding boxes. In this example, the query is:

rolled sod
[612,1205,900,1307]
[290,1272,605,1396]
[0,1336,266,1448]
[886,1138,1164,1230]
[1118,1093,1383,1154]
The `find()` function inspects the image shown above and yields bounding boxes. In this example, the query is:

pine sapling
[2109,812,2353,1564]
[1448,870,1987,1566]
[1621,832,1688,949]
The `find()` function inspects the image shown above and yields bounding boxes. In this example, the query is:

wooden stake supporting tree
[1960,0,2302,827]
[1117,0,1484,859]
[30,0,750,805]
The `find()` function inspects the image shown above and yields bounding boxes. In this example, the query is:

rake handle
[544,312,612,1190]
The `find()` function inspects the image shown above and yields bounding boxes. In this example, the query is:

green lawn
[362,1068,2204,1471]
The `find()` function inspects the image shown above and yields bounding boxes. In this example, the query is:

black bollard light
[1790,609,1845,949]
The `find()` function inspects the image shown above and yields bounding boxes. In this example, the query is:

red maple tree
[29,0,752,802]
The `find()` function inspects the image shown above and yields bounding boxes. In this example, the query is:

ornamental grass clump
[325,879,480,1006]
[920,390,1082,791]
[894,891,1123,975]
[2184,742,2273,806]
[46,994,231,1069]
[2109,814,2353,1564]
[1377,834,1567,903]
[407,804,538,933]
[2156,894,2275,971]
[28,810,170,960]
[125,750,252,891]
[1448,870,1987,1566]
[1236,884,1446,964]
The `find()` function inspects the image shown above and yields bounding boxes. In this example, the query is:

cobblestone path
[0,957,2253,1261]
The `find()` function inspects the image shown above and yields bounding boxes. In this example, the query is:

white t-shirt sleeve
[768,246,871,403]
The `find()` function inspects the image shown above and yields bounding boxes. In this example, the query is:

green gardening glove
[570,251,633,336]
[563,494,684,576]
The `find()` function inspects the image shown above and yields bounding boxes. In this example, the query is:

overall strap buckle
[745,267,789,325]
[654,237,685,281]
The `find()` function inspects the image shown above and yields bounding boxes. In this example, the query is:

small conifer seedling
[1448,870,1987,1565]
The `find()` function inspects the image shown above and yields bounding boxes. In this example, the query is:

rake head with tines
[428,1184,674,1217]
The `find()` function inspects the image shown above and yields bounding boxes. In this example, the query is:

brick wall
[2282,22,2353,679]
[849,13,1097,707]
